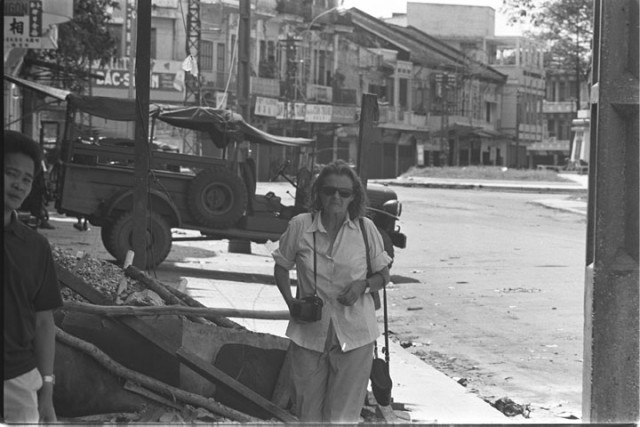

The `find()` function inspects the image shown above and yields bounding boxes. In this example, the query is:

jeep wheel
[107,211,172,269]
[187,167,247,228]
[100,223,117,259]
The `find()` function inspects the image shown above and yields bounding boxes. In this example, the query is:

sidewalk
[173,241,512,424]
[371,173,588,217]
[371,172,588,194]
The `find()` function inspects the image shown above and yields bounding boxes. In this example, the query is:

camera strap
[313,230,318,296]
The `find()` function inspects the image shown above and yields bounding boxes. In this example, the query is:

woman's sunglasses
[320,186,354,198]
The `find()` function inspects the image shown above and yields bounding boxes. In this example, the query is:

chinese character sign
[4,0,43,49]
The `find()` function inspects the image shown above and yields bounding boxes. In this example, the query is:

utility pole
[237,0,250,120]
[132,0,152,269]
[515,91,520,168]
[228,0,252,255]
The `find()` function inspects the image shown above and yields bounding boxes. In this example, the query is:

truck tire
[187,167,247,228]
[107,211,172,269]
[100,223,117,259]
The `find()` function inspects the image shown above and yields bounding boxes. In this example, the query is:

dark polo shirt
[4,212,63,380]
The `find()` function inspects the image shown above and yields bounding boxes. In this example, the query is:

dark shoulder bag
[360,218,393,406]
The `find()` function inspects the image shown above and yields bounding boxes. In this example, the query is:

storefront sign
[4,0,42,49]
[305,104,332,123]
[275,102,305,120]
[331,105,358,124]
[255,96,279,117]
[92,58,182,92]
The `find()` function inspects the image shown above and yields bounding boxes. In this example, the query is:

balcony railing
[378,105,428,128]
[250,77,280,97]
[306,84,333,103]
[542,101,577,114]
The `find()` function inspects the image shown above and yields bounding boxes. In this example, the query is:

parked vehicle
[50,94,406,268]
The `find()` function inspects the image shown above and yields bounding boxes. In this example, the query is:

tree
[26,0,119,93]
[501,0,593,110]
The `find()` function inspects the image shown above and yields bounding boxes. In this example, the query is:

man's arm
[34,310,57,422]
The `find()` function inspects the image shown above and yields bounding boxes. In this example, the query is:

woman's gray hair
[309,160,368,219]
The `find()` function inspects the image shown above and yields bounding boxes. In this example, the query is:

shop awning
[4,74,71,101]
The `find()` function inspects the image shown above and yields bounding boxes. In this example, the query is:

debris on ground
[51,245,399,424]
[492,397,531,418]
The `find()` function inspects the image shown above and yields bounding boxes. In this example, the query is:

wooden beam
[57,267,295,421]
[176,348,298,422]
[56,265,112,306]
[64,301,290,320]
[125,265,245,329]
[56,327,255,422]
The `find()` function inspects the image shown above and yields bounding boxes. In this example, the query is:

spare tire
[107,211,172,269]
[187,167,247,228]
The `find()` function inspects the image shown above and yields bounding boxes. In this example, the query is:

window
[217,43,226,86]
[399,78,408,108]
[547,119,556,137]
[201,40,214,72]
[485,102,491,122]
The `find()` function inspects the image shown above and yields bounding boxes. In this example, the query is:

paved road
[385,186,586,421]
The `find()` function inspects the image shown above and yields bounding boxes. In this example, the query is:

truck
[50,93,406,268]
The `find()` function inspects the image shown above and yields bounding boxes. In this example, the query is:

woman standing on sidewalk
[272,160,391,422]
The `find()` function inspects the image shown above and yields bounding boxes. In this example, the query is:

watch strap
[43,374,55,385]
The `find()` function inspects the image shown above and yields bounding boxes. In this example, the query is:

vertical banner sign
[4,0,43,49]
[125,0,136,57]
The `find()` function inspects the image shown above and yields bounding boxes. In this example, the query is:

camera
[291,295,323,322]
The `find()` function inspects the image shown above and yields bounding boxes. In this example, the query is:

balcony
[306,84,333,103]
[250,77,280,97]
[543,100,576,114]
[378,106,428,129]
[333,88,357,105]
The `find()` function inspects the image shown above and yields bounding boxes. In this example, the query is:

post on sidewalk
[132,0,152,269]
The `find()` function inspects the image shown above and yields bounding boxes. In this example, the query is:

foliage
[27,0,119,93]
[500,0,593,80]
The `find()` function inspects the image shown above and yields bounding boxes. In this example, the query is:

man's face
[4,152,35,213]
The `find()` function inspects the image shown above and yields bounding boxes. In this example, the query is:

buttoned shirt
[273,212,391,353]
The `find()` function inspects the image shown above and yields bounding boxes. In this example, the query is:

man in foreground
[4,130,63,423]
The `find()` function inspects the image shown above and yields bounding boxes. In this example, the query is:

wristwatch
[43,374,55,385]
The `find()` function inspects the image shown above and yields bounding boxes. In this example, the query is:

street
[41,183,587,421]
[386,186,586,420]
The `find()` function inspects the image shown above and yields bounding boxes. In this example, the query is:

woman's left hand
[337,280,367,306]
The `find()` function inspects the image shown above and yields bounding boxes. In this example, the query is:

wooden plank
[125,266,244,329]
[124,380,183,411]
[176,347,297,423]
[56,265,113,305]
[65,301,290,320]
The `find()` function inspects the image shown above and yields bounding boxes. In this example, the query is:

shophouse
[344,8,506,173]
[397,2,546,168]
[539,70,590,168]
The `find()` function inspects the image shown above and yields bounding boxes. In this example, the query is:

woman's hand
[337,279,368,306]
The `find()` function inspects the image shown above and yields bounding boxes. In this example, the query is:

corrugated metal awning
[4,74,71,101]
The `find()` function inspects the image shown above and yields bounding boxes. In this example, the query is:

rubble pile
[50,246,396,423]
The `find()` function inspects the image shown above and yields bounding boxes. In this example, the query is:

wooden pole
[356,93,379,186]
[63,301,290,320]
[55,327,257,422]
[132,0,152,269]
[125,265,245,329]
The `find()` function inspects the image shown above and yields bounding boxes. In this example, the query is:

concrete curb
[371,179,587,194]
